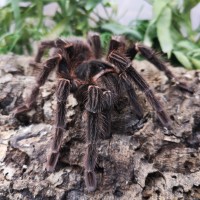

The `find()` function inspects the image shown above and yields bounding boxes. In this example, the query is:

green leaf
[144,0,170,47]
[186,49,200,58]
[85,0,102,11]
[36,0,43,29]
[0,32,21,53]
[145,0,154,4]
[102,0,114,7]
[176,40,198,51]
[100,32,112,49]
[153,0,169,19]
[44,19,66,39]
[189,57,200,69]
[102,23,142,40]
[170,27,182,42]
[143,19,156,47]
[183,0,199,12]
[173,51,193,69]
[157,6,173,57]
[10,0,21,29]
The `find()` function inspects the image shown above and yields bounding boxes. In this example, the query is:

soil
[0,54,200,200]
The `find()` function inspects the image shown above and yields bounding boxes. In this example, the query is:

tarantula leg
[13,86,40,115]
[107,36,125,56]
[34,41,55,63]
[46,79,70,171]
[85,85,115,112]
[126,44,138,60]
[33,39,70,63]
[85,86,101,113]
[107,37,138,60]
[100,75,119,138]
[87,32,101,59]
[119,73,144,119]
[14,55,61,116]
[100,109,112,139]
[108,51,171,129]
[84,85,115,191]
[101,90,115,139]
[135,43,193,93]
[84,87,100,192]
[84,111,98,192]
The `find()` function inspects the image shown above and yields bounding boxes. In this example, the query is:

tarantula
[14,33,192,192]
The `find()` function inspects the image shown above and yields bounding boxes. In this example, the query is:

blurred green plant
[0,0,110,54]
[0,0,199,69]
[142,0,200,69]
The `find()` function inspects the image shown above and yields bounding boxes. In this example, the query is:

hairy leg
[100,109,111,139]
[107,36,125,57]
[84,110,98,192]
[108,51,171,129]
[87,32,102,59]
[46,78,70,171]
[108,38,192,93]
[33,38,70,63]
[119,73,143,119]
[106,38,144,118]
[84,85,115,191]
[14,55,61,115]
[135,43,193,93]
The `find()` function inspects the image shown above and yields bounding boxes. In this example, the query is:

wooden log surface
[0,54,200,200]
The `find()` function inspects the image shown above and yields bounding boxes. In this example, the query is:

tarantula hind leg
[46,79,70,171]
[108,51,172,130]
[100,109,112,139]
[135,43,193,93]
[119,73,144,119]
[14,55,61,116]
[84,85,115,191]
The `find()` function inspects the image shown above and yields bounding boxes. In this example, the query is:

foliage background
[0,0,199,69]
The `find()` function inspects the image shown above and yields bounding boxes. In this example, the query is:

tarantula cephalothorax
[14,33,192,191]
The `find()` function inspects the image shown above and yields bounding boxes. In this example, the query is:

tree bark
[0,54,200,200]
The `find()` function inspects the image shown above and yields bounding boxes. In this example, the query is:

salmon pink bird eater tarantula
[14,33,193,192]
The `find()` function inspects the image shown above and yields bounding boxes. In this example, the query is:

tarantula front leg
[46,78,70,171]
[108,51,171,129]
[133,43,193,93]
[87,32,102,59]
[14,55,61,116]
[106,38,143,119]
[29,38,72,69]
[119,73,144,119]
[84,85,115,191]
[30,39,71,67]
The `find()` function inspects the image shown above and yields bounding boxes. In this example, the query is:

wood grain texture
[0,55,200,199]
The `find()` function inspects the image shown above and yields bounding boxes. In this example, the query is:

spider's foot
[13,105,31,117]
[175,81,194,94]
[132,113,149,131]
[29,61,43,69]
[46,152,60,172]
[84,171,97,192]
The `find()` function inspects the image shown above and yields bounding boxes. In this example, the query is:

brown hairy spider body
[14,33,192,192]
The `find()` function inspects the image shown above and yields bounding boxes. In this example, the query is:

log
[0,54,200,199]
